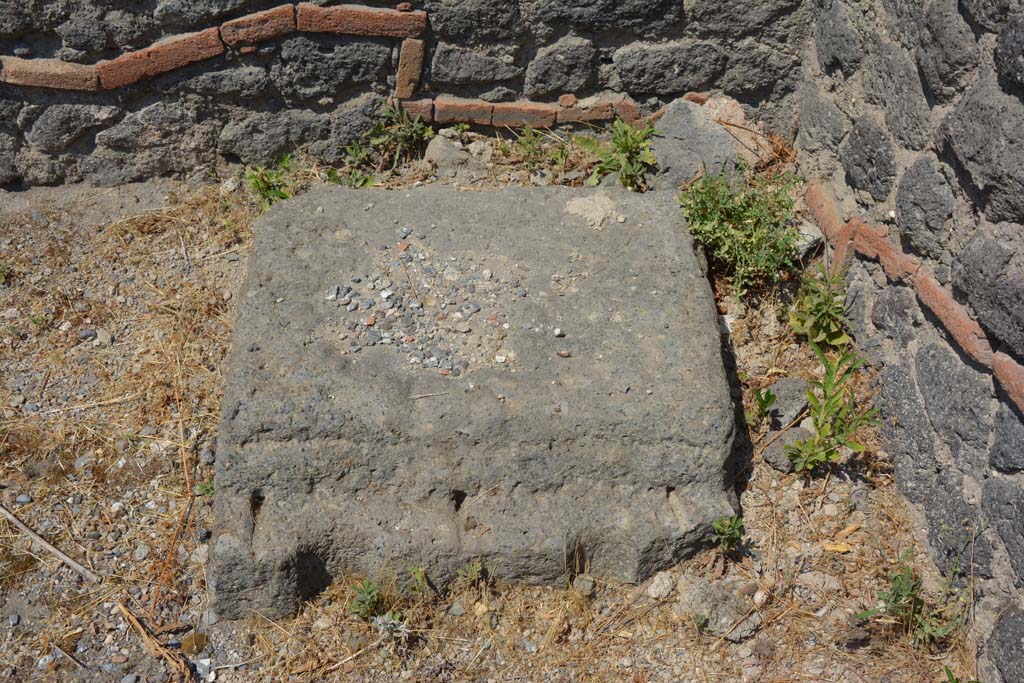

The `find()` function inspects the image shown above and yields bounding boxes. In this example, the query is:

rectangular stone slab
[210,186,735,618]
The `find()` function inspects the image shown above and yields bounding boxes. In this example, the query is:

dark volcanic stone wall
[0,0,809,188]
[800,2,1024,681]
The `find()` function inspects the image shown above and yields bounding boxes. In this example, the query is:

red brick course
[399,99,433,123]
[395,38,424,100]
[612,95,642,124]
[97,27,224,89]
[221,4,295,46]
[555,95,615,123]
[911,271,993,365]
[993,352,1024,413]
[297,3,427,37]
[852,223,920,281]
[0,56,99,91]
[491,101,558,128]
[434,96,493,126]
[803,182,845,242]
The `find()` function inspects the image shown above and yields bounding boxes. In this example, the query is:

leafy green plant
[681,162,802,296]
[790,263,851,347]
[326,167,374,189]
[195,480,214,496]
[408,566,430,598]
[367,103,434,169]
[456,559,485,588]
[349,579,382,620]
[856,554,961,647]
[786,344,878,473]
[0,263,9,286]
[245,154,294,209]
[515,125,545,170]
[745,387,777,428]
[711,515,744,553]
[944,666,983,683]
[575,118,657,192]
[371,610,410,644]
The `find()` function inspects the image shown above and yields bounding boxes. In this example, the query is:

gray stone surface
[524,35,595,97]
[761,428,806,473]
[895,157,954,259]
[814,0,862,75]
[718,40,800,99]
[955,230,1024,359]
[181,66,272,98]
[841,117,896,202]
[649,99,736,192]
[960,0,1023,32]
[923,470,992,579]
[863,42,931,150]
[917,3,980,103]
[996,13,1024,91]
[942,74,1024,224]
[915,341,992,464]
[425,0,523,43]
[24,105,119,155]
[270,36,390,102]
[530,0,683,33]
[613,41,726,95]
[431,43,522,84]
[991,403,1024,473]
[870,285,918,345]
[768,377,810,430]
[987,605,1024,683]
[797,83,848,152]
[675,575,761,642]
[210,186,736,618]
[983,478,1024,583]
[877,364,938,506]
[687,0,804,40]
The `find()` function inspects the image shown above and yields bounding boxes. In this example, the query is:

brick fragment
[399,99,433,123]
[993,352,1024,414]
[555,95,615,123]
[396,2,413,10]
[613,95,642,124]
[0,56,98,91]
[831,220,856,269]
[221,5,295,47]
[803,182,845,243]
[491,101,557,128]
[683,91,710,105]
[912,271,993,365]
[297,3,426,37]
[395,38,424,99]
[434,95,492,126]
[558,94,577,108]
[97,28,224,89]
[852,223,920,281]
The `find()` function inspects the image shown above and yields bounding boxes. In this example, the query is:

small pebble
[8,614,19,627]
[15,494,32,505]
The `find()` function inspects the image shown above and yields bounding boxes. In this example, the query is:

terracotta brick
[558,93,577,108]
[221,5,295,46]
[555,95,614,123]
[297,3,426,37]
[0,56,98,91]
[394,38,424,99]
[396,2,413,10]
[803,182,845,242]
[993,352,1024,414]
[852,223,920,281]
[434,95,492,126]
[613,95,642,124]
[831,220,856,269]
[683,91,710,105]
[912,271,993,365]
[399,98,433,123]
[491,101,557,128]
[98,28,224,89]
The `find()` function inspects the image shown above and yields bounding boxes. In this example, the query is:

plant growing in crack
[785,343,878,474]
[575,117,658,191]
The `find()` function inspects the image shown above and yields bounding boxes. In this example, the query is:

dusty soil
[0,131,978,682]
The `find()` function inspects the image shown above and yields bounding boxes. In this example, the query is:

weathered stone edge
[0,2,427,91]
[805,181,1024,412]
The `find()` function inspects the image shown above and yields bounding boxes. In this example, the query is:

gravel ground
[0,134,978,682]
